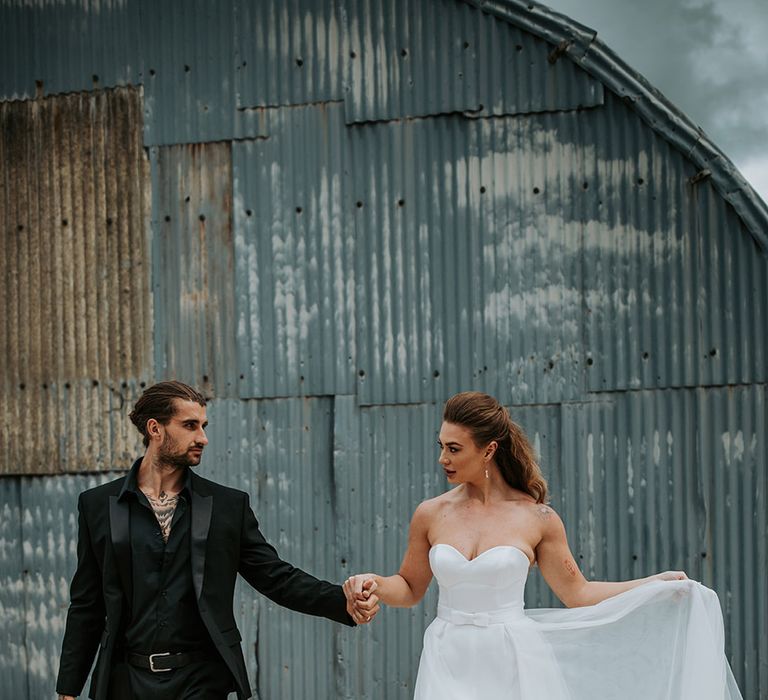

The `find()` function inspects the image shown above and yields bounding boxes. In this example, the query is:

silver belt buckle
[149,652,172,672]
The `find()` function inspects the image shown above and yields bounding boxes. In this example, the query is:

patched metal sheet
[344,0,603,124]
[333,396,444,698]
[150,142,238,399]
[234,0,345,109]
[202,397,342,700]
[22,473,117,699]
[233,103,356,399]
[0,88,151,474]
[581,92,768,392]
[696,182,768,389]
[353,111,585,406]
[559,387,766,698]
[0,479,25,699]
[696,385,767,699]
[0,0,143,101]
[515,403,562,609]
[139,0,269,146]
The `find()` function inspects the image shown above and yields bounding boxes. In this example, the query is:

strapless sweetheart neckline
[431,542,533,565]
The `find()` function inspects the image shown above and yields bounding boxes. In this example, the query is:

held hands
[343,574,381,625]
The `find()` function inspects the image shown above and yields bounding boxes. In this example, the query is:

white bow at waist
[437,604,526,627]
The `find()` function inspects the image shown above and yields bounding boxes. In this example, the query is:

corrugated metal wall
[1,0,766,698]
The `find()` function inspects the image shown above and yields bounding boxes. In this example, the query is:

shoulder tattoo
[535,505,554,520]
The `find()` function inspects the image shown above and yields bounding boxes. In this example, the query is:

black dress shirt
[119,460,212,653]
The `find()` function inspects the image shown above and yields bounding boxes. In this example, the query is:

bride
[344,391,742,699]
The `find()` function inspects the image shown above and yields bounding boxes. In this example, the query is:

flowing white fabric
[413,544,742,699]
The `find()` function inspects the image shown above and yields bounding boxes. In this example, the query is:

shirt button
[159,621,167,628]
[161,590,168,597]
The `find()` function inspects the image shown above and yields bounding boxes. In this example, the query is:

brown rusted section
[153,141,235,399]
[0,87,151,474]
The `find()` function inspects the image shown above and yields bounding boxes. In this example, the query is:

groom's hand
[344,574,380,624]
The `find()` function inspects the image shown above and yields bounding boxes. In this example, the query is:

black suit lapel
[108,495,132,602]
[190,488,213,600]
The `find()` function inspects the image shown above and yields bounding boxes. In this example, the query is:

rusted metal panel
[343,0,603,124]
[233,103,356,399]
[353,111,585,406]
[234,0,345,109]
[0,87,151,474]
[150,142,238,399]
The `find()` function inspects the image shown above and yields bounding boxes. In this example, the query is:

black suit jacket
[56,469,353,699]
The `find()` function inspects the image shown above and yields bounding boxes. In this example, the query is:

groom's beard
[157,433,202,469]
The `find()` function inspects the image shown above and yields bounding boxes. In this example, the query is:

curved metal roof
[463,0,768,252]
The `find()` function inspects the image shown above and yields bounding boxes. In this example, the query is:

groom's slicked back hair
[129,380,207,447]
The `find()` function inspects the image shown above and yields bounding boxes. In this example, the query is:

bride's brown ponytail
[443,392,548,503]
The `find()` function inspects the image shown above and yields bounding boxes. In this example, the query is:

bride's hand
[343,574,380,624]
[653,570,688,581]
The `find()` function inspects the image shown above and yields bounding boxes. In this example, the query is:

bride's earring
[485,466,489,479]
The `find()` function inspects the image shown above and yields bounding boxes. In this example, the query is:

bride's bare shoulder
[413,489,458,521]
[518,501,569,542]
[517,499,562,525]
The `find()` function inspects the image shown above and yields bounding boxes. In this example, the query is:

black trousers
[107,655,236,700]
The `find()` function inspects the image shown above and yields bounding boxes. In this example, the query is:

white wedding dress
[414,544,742,699]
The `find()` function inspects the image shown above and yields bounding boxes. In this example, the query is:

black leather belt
[127,650,210,673]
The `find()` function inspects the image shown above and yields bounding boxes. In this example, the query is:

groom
[56,380,379,700]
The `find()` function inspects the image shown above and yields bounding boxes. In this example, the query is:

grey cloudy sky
[541,0,768,203]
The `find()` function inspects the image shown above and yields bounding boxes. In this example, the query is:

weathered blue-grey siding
[1,0,766,698]
[233,103,357,399]
[343,0,603,124]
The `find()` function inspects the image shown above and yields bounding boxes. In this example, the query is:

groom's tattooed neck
[144,491,179,542]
